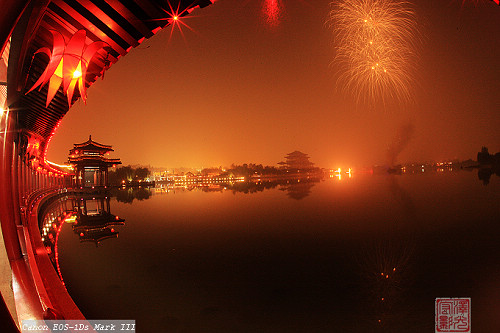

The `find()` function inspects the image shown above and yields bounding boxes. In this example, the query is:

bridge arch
[0,0,214,328]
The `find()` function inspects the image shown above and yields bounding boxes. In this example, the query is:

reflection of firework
[329,0,419,104]
[263,0,284,28]
[355,237,418,331]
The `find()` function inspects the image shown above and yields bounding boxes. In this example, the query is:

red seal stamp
[435,298,471,332]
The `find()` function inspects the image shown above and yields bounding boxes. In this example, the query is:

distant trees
[477,147,500,186]
[108,165,151,185]
[224,151,319,177]
[201,167,223,176]
[226,163,281,177]
[134,167,150,180]
[477,147,500,166]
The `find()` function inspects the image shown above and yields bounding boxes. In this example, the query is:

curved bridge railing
[0,1,215,330]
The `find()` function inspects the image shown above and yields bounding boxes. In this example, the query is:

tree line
[108,166,150,185]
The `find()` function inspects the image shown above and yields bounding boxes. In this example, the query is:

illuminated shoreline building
[68,136,121,188]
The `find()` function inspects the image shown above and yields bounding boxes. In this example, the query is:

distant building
[279,151,315,171]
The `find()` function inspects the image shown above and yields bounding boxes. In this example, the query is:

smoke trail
[386,122,414,166]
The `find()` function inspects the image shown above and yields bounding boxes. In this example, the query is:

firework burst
[329,0,419,105]
[262,0,285,28]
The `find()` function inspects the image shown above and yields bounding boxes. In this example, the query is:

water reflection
[146,176,324,200]
[49,170,500,332]
[477,166,500,185]
[387,176,416,217]
[355,237,419,332]
[279,179,317,200]
[71,194,125,246]
[40,193,125,285]
[112,166,497,204]
[112,187,152,203]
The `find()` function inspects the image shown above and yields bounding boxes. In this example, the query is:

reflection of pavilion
[40,194,126,288]
[71,194,125,247]
[284,179,316,200]
[68,136,121,188]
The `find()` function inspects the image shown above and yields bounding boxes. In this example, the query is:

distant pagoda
[68,135,121,188]
[278,151,314,171]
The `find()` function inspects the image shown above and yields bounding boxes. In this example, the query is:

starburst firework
[329,0,419,104]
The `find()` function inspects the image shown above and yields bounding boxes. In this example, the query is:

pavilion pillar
[82,199,87,215]
[77,168,82,187]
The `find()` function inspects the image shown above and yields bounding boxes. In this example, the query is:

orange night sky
[47,0,500,169]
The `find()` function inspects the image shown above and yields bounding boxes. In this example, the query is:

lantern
[27,30,108,107]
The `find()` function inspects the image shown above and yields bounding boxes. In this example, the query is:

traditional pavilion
[68,136,121,188]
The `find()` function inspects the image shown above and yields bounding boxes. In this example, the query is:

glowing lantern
[26,136,41,158]
[27,30,108,107]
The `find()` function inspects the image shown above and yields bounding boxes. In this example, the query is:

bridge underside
[0,0,214,328]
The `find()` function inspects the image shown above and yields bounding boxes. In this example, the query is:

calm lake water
[50,170,499,332]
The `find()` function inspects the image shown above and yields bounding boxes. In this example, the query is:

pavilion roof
[286,151,309,157]
[71,135,114,152]
[68,155,121,166]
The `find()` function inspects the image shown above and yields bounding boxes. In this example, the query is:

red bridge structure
[0,0,214,330]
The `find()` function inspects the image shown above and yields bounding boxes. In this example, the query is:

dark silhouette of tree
[476,147,500,185]
[108,166,150,185]
[134,167,150,180]
[116,166,134,182]
[477,147,494,165]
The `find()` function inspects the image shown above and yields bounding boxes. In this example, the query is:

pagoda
[68,135,121,188]
[279,151,314,171]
